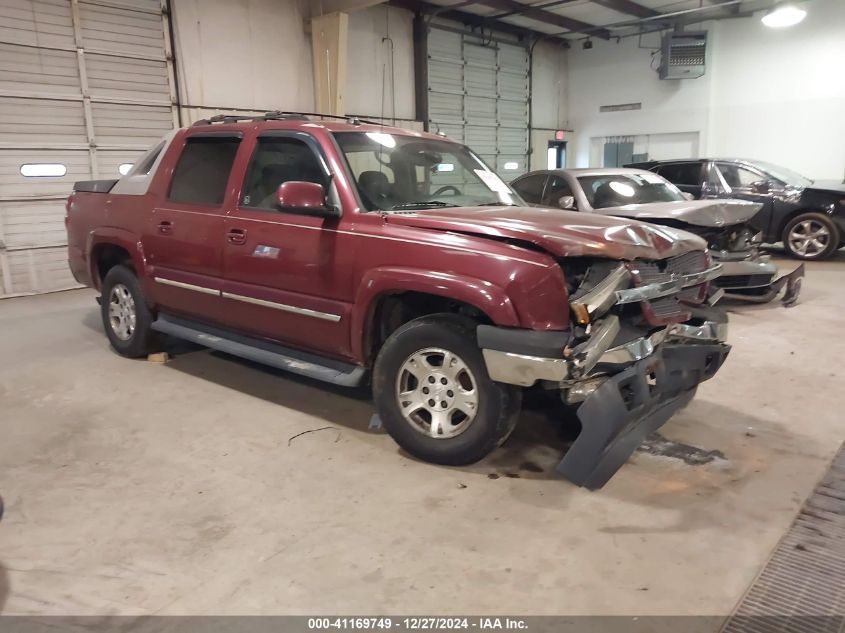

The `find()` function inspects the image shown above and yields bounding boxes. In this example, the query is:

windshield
[577,172,686,209]
[752,160,813,188]
[333,131,522,211]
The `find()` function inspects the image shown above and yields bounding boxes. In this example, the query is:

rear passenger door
[511,173,548,205]
[221,131,354,359]
[144,132,241,322]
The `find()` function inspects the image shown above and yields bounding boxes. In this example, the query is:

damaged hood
[385,206,707,260]
[808,180,845,195]
[590,199,762,228]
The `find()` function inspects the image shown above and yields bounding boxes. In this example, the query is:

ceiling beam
[311,0,387,15]
[590,0,661,19]
[388,0,573,45]
[473,0,611,38]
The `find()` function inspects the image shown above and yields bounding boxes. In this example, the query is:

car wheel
[782,212,840,260]
[100,265,157,358]
[373,314,522,466]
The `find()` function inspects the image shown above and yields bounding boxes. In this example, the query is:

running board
[151,314,367,387]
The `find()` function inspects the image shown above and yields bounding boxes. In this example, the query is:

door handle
[157,220,173,235]
[227,228,247,245]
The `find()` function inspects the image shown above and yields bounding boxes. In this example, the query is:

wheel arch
[351,267,519,364]
[88,229,148,291]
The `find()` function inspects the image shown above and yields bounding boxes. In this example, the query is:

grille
[722,443,845,632]
[715,273,775,289]
[631,251,709,325]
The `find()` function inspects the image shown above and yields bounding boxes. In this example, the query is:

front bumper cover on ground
[557,342,730,489]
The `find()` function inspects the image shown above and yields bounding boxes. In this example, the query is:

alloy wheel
[395,347,478,439]
[108,283,136,341]
[788,220,831,257]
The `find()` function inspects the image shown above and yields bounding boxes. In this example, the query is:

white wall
[530,40,568,170]
[172,0,314,116]
[171,0,416,123]
[565,0,845,179]
[345,5,415,120]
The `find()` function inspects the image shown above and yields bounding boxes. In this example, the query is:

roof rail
[191,111,384,127]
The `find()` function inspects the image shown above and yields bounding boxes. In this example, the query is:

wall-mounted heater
[659,31,707,79]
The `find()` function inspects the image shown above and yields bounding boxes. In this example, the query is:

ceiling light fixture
[761,3,807,28]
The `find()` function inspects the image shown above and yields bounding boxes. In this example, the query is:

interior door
[144,134,241,322]
[221,132,354,360]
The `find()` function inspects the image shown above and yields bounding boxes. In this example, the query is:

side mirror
[681,192,694,201]
[558,195,577,210]
[751,180,771,194]
[276,181,340,218]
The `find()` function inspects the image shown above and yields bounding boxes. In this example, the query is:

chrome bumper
[481,317,727,388]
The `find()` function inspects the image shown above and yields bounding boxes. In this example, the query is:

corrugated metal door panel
[0,98,87,146]
[0,0,176,297]
[0,43,81,97]
[427,59,463,96]
[86,54,171,103]
[0,150,90,197]
[97,149,144,179]
[427,27,462,60]
[91,102,174,146]
[427,26,529,172]
[0,0,75,49]
[6,248,77,296]
[0,200,68,248]
[78,1,167,59]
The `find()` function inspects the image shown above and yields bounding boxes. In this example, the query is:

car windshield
[752,160,813,188]
[333,131,522,211]
[577,172,686,209]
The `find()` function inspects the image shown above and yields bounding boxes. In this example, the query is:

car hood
[384,206,707,260]
[589,199,762,228]
[808,181,845,195]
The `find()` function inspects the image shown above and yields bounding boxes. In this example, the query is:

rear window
[168,136,241,205]
[656,162,702,186]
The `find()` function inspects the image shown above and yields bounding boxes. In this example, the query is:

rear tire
[782,212,839,260]
[373,315,521,466]
[100,265,157,358]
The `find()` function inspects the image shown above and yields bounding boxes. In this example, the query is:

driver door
[712,161,775,234]
[221,131,354,359]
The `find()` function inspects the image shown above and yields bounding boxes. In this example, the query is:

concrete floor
[0,251,842,616]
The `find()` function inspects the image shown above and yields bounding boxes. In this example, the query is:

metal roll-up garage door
[426,26,529,178]
[0,0,177,297]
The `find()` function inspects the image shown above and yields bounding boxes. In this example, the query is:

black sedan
[626,158,845,260]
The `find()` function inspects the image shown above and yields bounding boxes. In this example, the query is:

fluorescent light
[118,163,133,175]
[20,163,67,177]
[436,163,454,172]
[762,3,806,27]
[503,161,519,170]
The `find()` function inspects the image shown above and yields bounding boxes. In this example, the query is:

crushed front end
[703,225,803,306]
[478,250,730,489]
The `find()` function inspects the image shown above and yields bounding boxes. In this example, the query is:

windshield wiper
[479,201,518,206]
[389,200,459,210]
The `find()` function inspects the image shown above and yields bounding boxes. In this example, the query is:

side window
[542,175,573,207]
[716,163,765,189]
[242,137,328,209]
[512,174,547,204]
[657,162,702,186]
[168,136,241,205]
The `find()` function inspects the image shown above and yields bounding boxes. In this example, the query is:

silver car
[511,168,803,305]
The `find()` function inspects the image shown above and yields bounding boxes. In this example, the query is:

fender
[351,267,519,361]
[87,228,150,293]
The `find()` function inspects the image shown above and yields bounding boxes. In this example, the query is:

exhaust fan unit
[659,31,707,79]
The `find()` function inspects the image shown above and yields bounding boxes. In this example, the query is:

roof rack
[191,111,383,127]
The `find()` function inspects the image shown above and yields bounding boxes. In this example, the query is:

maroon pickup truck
[66,112,729,489]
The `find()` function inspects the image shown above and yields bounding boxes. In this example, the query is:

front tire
[782,212,840,260]
[100,265,157,357]
[373,315,521,466]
